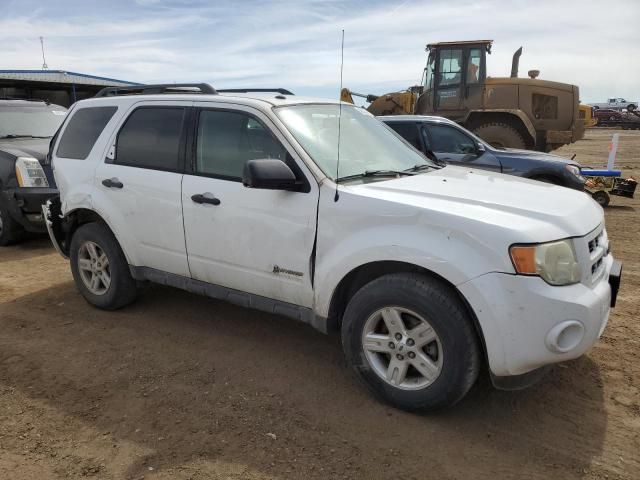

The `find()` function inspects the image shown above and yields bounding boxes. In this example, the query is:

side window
[56,106,117,160]
[116,107,185,171]
[427,125,477,154]
[467,48,481,84]
[196,110,287,179]
[387,123,422,151]
[438,49,463,86]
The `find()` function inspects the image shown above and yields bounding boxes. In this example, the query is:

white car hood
[346,166,602,240]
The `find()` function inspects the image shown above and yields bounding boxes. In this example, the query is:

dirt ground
[1,128,638,480]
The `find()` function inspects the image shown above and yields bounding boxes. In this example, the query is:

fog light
[546,321,584,353]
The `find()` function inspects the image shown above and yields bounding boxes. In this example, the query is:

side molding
[129,266,329,334]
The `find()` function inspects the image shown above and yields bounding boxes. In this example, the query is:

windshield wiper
[0,134,51,139]
[404,163,437,173]
[336,169,415,183]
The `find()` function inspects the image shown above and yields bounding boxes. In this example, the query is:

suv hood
[491,147,579,166]
[0,137,49,163]
[347,166,601,240]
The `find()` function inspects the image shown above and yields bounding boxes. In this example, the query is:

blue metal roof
[0,70,140,86]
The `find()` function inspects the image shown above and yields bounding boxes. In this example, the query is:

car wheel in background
[70,222,138,310]
[592,190,610,208]
[0,202,25,246]
[628,104,636,112]
[341,273,481,411]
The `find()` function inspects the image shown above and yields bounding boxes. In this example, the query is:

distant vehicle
[380,115,586,191]
[590,98,637,112]
[0,99,66,245]
[45,83,620,411]
[593,109,624,122]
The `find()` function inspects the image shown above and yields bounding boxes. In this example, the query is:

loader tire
[471,121,527,150]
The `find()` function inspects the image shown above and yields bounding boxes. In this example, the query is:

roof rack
[217,88,294,95]
[94,83,217,98]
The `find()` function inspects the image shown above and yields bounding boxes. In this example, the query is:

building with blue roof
[0,70,140,107]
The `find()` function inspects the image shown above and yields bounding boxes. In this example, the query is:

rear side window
[195,110,287,179]
[116,107,185,171]
[56,106,117,160]
[387,123,422,151]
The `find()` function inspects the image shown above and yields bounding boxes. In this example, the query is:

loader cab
[421,40,491,119]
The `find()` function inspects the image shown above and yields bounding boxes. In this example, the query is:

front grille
[587,228,607,281]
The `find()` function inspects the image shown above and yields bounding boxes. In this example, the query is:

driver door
[434,48,464,113]
[181,103,319,307]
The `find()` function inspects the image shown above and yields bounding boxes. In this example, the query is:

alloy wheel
[77,240,111,295]
[361,306,443,390]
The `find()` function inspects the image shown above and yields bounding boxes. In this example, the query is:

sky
[1,0,639,103]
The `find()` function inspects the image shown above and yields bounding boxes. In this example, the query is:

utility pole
[40,36,48,70]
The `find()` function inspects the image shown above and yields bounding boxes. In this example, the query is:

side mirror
[476,142,486,153]
[242,159,298,190]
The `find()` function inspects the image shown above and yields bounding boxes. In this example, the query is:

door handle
[102,177,123,189]
[191,193,221,206]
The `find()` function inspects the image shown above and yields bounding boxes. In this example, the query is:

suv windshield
[275,104,436,181]
[0,103,67,138]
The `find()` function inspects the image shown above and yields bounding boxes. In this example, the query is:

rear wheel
[70,222,138,309]
[471,121,527,150]
[0,202,25,246]
[341,273,481,411]
[628,104,636,112]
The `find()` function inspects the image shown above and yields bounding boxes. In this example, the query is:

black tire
[0,202,25,246]
[628,104,636,112]
[593,106,599,110]
[341,273,481,411]
[471,121,527,149]
[69,222,138,310]
[592,190,610,208]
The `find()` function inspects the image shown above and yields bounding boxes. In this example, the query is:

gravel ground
[0,128,638,479]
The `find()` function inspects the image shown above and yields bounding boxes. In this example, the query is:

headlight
[15,156,49,187]
[566,164,584,181]
[510,239,581,285]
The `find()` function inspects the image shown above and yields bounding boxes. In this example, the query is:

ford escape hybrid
[45,84,621,411]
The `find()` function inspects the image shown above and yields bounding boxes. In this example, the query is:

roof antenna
[39,36,49,70]
[334,29,344,202]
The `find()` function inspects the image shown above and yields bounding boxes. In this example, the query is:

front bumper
[458,253,618,377]
[1,187,59,233]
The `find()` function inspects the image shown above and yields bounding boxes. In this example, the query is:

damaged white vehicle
[45,84,621,410]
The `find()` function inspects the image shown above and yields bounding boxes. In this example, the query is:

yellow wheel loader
[342,40,585,152]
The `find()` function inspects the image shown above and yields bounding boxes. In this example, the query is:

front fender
[313,205,513,318]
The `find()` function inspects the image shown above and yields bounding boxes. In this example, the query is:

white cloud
[2,0,639,102]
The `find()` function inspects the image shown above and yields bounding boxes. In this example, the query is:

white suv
[45,84,621,411]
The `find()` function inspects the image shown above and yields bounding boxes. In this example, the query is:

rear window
[115,107,185,172]
[56,106,117,160]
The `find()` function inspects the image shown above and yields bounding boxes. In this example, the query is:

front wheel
[628,104,636,112]
[70,222,138,310]
[0,202,24,246]
[341,273,481,411]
